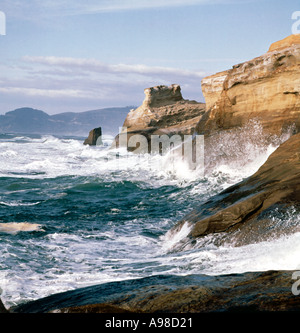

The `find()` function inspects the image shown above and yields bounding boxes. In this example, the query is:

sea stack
[114,84,206,152]
[83,127,102,146]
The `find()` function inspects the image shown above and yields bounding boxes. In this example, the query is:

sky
[0,0,299,115]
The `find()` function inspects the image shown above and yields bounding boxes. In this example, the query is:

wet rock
[11,271,300,313]
[172,133,300,242]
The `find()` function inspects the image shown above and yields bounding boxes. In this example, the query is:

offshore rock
[83,127,102,146]
[12,271,300,313]
[198,35,300,138]
[173,133,300,243]
[114,84,206,152]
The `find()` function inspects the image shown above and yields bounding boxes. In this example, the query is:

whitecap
[0,201,41,207]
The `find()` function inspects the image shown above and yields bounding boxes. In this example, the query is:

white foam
[0,126,282,189]
[156,229,300,277]
[160,222,192,253]
[158,206,300,275]
[0,201,41,207]
[0,222,44,235]
[0,130,298,308]
[206,231,300,274]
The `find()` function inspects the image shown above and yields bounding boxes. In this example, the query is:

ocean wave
[0,122,284,185]
[0,128,297,308]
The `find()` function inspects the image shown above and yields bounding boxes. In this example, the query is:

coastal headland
[3,34,300,314]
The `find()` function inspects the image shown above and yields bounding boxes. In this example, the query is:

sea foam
[0,222,44,235]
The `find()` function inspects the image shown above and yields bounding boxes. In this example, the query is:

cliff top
[142,84,183,108]
[268,34,300,52]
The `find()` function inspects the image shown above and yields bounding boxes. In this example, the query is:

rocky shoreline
[171,132,300,247]
[7,270,300,313]
[2,35,300,314]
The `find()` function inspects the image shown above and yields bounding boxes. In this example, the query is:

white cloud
[55,0,260,15]
[68,0,212,14]
[0,55,206,113]
[1,0,259,19]
[22,56,207,80]
[0,87,94,99]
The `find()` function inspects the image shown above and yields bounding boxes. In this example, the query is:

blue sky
[0,0,299,114]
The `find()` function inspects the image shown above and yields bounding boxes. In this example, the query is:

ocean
[0,130,299,309]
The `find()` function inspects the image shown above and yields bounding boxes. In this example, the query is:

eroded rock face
[198,35,300,137]
[115,84,206,152]
[142,84,183,107]
[201,70,230,110]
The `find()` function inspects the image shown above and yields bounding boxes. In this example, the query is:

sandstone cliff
[198,34,300,138]
[7,36,300,315]
[114,84,205,152]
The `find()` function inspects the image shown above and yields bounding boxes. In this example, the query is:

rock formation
[83,127,102,146]
[8,35,300,314]
[114,84,206,152]
[198,34,300,138]
[171,132,300,246]
[12,270,300,313]
[268,34,300,52]
[164,35,300,243]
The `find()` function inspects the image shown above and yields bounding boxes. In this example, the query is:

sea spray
[0,127,298,308]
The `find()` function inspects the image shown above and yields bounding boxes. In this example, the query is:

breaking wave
[0,121,298,308]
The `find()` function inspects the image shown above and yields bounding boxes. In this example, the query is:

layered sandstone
[198,35,300,137]
[268,34,300,52]
[114,84,206,152]
[200,70,229,110]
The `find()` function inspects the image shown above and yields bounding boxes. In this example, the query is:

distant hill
[0,107,135,136]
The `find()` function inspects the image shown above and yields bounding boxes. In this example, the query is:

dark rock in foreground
[83,127,102,146]
[0,298,8,313]
[11,270,300,313]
